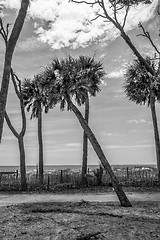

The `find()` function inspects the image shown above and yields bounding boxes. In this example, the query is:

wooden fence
[0,170,18,184]
[26,167,159,188]
[0,167,158,189]
[113,167,158,187]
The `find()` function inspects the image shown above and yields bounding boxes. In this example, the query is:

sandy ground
[0,192,160,207]
[0,192,160,239]
[0,199,160,239]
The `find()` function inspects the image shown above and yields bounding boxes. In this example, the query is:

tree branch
[70,0,98,6]
[4,111,19,139]
[71,0,155,76]
[122,4,130,28]
[138,22,160,55]
[0,0,29,143]
[19,96,26,137]
[10,69,26,137]
[13,71,22,96]
[91,13,106,21]
[0,18,8,45]
[10,69,21,99]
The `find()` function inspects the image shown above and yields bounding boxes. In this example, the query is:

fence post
[126,167,129,179]
[145,170,148,185]
[16,170,18,179]
[60,170,63,183]
[28,174,30,183]
[126,167,129,186]
[47,175,50,191]
[36,168,38,179]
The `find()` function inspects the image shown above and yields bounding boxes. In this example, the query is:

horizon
[0,163,157,167]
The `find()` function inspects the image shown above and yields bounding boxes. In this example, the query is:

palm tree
[72,56,104,184]
[124,57,160,185]
[22,75,49,185]
[42,56,132,207]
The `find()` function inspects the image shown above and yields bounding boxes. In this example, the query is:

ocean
[0,164,157,172]
[0,165,98,172]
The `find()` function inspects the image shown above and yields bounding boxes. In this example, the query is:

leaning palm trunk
[150,91,160,185]
[38,107,44,184]
[82,94,89,184]
[68,99,132,207]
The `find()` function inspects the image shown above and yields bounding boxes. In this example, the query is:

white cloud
[102,132,124,137]
[106,144,153,149]
[45,142,81,152]
[2,0,158,50]
[114,94,125,98]
[32,1,105,49]
[2,134,15,141]
[1,0,20,9]
[127,119,152,124]
[100,79,107,86]
[17,37,44,51]
[115,89,124,93]
[107,69,126,79]
[114,89,125,98]
[44,128,75,136]
[100,53,106,60]
[127,119,145,124]
[65,143,81,148]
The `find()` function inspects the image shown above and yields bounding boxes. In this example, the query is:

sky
[0,0,160,167]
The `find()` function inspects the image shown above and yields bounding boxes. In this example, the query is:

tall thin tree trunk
[150,91,160,185]
[4,111,27,191]
[119,28,154,75]
[69,99,132,207]
[82,94,89,184]
[0,0,29,142]
[38,107,44,184]
[18,135,27,191]
[4,71,27,191]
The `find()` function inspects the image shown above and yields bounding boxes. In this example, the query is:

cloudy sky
[0,0,159,167]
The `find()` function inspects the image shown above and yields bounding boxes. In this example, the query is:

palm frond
[40,55,105,112]
[123,56,160,106]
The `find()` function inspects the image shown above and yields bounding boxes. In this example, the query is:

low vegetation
[0,166,159,193]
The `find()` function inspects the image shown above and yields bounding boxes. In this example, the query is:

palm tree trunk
[18,135,27,191]
[82,94,89,184]
[150,91,160,185]
[68,99,132,207]
[38,107,44,184]
[0,0,29,142]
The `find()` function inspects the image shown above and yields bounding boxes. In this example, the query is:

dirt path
[0,192,160,206]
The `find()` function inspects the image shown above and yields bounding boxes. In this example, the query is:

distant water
[0,164,157,172]
[0,165,98,172]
